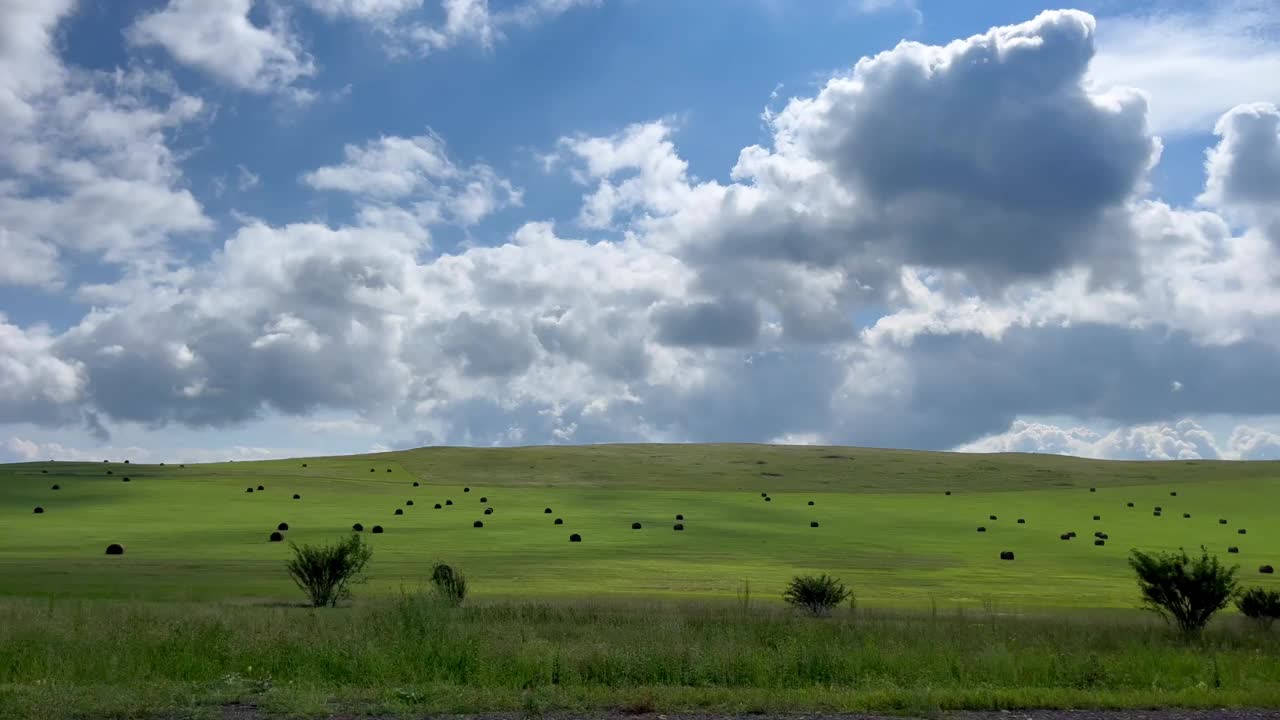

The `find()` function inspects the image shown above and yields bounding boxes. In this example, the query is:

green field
[2,444,1278,607]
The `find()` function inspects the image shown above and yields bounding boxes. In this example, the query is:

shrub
[783,574,852,617]
[1129,547,1239,637]
[394,509,403,516]
[977,526,986,532]
[569,533,582,542]
[1263,565,1276,575]
[105,544,124,555]
[278,522,289,531]
[293,494,301,500]
[484,507,493,515]
[810,521,819,528]
[473,520,484,528]
[285,533,372,608]
[372,526,383,534]
[352,523,364,532]
[269,531,284,542]
[1236,587,1280,630]
[1228,546,1239,553]
[554,518,563,525]
[33,507,44,514]
[631,522,642,529]
[430,562,468,606]
[1000,551,1014,560]
[124,460,130,464]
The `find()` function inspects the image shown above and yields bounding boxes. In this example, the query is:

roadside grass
[3,596,1280,718]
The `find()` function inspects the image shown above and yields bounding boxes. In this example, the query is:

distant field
[2,444,1278,607]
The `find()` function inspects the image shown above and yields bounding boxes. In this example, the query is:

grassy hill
[2,444,1278,607]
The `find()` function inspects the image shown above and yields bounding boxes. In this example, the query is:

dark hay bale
[1228,546,1239,553]
[1155,506,1162,511]
[545,508,552,513]
[484,508,494,515]
[1000,551,1014,560]
[105,543,124,555]
[413,481,420,487]
[1017,518,1026,524]
[1068,532,1077,538]
[160,463,164,466]
[293,494,301,500]
[1239,529,1248,534]
[1095,539,1106,546]
[674,523,685,531]
[41,469,47,474]
[765,496,772,502]
[1153,511,1162,516]
[257,485,264,491]
[122,477,130,482]
[246,488,254,493]
[434,503,442,509]
[569,533,582,542]
[301,463,307,467]
[1098,533,1109,540]
[33,506,44,514]
[1127,502,1134,507]
[406,500,414,506]
[1170,491,1177,496]
[394,508,404,516]
[1090,487,1096,492]
[269,531,284,542]
[179,464,184,468]
[1220,519,1228,524]
[474,520,484,528]
[106,470,113,475]
[554,518,563,525]
[1060,533,1071,540]
[51,484,59,490]
[676,514,684,520]
[277,522,289,531]
[464,487,470,492]
[808,500,815,506]
[945,491,951,495]
[977,526,987,533]
[386,469,391,473]
[370,468,375,473]
[1183,513,1191,518]
[1262,565,1275,575]
[446,500,453,506]
[1093,515,1100,521]
[372,525,384,534]
[480,496,488,503]
[989,515,997,520]
[124,460,130,464]
[761,492,768,498]
[810,521,819,528]
[352,523,364,532]
[631,522,642,530]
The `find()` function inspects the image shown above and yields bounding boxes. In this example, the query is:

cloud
[3,436,315,464]
[1090,1,1280,135]
[955,419,1224,460]
[128,0,316,94]
[1200,103,1280,239]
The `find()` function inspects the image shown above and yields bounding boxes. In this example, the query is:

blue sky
[2,0,1279,463]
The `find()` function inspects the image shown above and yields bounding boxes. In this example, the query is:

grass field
[2,444,1279,607]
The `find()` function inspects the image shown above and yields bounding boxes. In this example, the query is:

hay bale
[246,487,254,493]
[257,485,264,491]
[122,477,130,482]
[764,496,773,502]
[277,522,289,531]
[386,469,392,473]
[1089,487,1096,492]
[1093,515,1100,521]
[631,522,642,530]
[1000,551,1014,560]
[464,487,470,492]
[413,481,420,487]
[105,543,124,555]
[1228,546,1239,553]
[41,469,47,474]
[989,515,997,520]
[293,494,301,500]
[1153,511,1162,516]
[352,523,364,532]
[301,463,307,467]
[434,503,442,509]
[1068,531,1077,538]
[370,468,375,473]
[674,523,685,531]
[761,492,768,498]
[554,518,563,525]
[945,491,951,495]
[676,514,684,520]
[179,464,184,468]
[1094,539,1106,546]
[808,500,815,506]
[106,470,112,475]
[1098,532,1109,540]
[480,496,488,503]
[51,484,59,490]
[1060,533,1071,540]
[1170,491,1177,496]
[124,460,130,464]
[569,533,582,542]
[1239,528,1248,534]
[1220,519,1228,524]
[1155,506,1162,511]
[33,506,44,514]
[1262,565,1275,575]
[1183,513,1191,518]
[269,531,284,542]
[977,526,986,532]
[810,521,819,528]
[406,500,414,506]
[372,525,384,534]
[1017,518,1026,524]
[474,520,484,528]
[545,508,553,513]
[1127,502,1134,507]
[394,508,404,515]
[484,507,494,515]
[446,500,453,506]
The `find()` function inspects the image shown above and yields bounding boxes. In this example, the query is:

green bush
[430,562,468,606]
[1236,587,1280,631]
[1129,547,1238,637]
[285,533,373,608]
[783,574,852,617]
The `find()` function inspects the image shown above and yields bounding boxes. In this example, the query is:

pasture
[2,444,1278,607]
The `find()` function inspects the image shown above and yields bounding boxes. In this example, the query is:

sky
[2,0,1280,464]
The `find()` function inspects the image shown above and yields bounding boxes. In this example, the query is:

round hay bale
[569,533,582,542]
[480,496,488,503]
[301,463,307,467]
[413,481,420,487]
[473,520,484,528]
[1089,487,1096,492]
[446,500,453,506]
[1170,491,1177,496]
[977,526,987,533]
[1228,546,1239,553]
[33,506,44,514]
[1183,513,1191,518]
[1155,506,1162,511]
[945,491,951,496]
[372,525,384,534]
[1239,528,1248,534]
[1153,511,1162,516]
[1127,502,1134,507]
[1068,531,1077,538]
[1094,539,1106,546]
[674,523,685,531]
[1060,533,1071,540]
[51,484,59,490]
[406,500,414,506]
[386,469,391,473]
[1098,532,1109,540]
[293,494,301,500]
[105,543,124,555]
[989,515,997,520]
[394,508,403,516]
[124,460,130,464]
[545,508,553,513]
[269,531,284,542]
[1017,518,1026,524]
[246,487,254,493]
[1093,515,1100,521]
[675,514,684,520]
[257,485,264,491]
[434,503,442,509]
[41,469,48,474]
[106,470,113,475]
[810,521,819,528]
[1261,565,1275,575]
[554,518,563,525]
[122,477,130,482]
[764,496,773,502]
[370,468,375,473]
[1220,519,1228,524]
[631,522,642,530]
[352,523,364,532]
[1000,551,1014,560]
[761,492,768,498]
[277,522,289,531]
[484,507,493,515]
[464,487,470,492]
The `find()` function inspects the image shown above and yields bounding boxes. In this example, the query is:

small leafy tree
[430,562,468,606]
[1236,587,1280,631]
[1129,547,1238,637]
[783,574,852,617]
[286,533,373,608]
